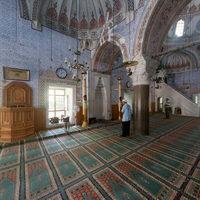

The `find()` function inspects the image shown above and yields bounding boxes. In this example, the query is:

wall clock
[56,67,67,79]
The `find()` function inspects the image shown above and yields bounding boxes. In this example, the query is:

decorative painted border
[66,178,105,200]
[93,167,147,200]
[112,160,177,200]
[0,166,20,200]
[25,158,57,200]
[50,151,84,185]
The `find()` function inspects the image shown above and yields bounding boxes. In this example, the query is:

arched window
[175,19,185,37]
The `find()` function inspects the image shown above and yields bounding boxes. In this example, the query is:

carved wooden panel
[76,106,83,125]
[0,81,35,142]
[34,108,46,131]
[0,107,35,142]
[112,104,119,120]
[3,82,32,107]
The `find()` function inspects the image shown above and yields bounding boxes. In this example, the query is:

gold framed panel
[3,67,30,81]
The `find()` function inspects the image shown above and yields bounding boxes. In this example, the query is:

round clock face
[56,67,67,79]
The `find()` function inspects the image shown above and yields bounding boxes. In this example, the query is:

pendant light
[122,8,138,69]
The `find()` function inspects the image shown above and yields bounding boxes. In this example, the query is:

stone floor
[0,114,199,200]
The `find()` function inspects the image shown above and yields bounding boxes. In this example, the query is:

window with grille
[48,87,69,120]
[175,19,185,37]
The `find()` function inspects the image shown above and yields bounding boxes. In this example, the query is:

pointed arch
[133,0,192,60]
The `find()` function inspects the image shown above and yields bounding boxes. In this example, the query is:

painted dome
[19,0,129,39]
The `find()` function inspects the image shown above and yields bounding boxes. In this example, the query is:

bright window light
[48,87,73,122]
[195,95,198,104]
[175,19,185,37]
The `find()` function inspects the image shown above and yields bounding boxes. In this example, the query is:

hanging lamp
[122,7,138,68]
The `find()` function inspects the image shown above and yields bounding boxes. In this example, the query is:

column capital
[132,70,149,86]
[128,55,150,86]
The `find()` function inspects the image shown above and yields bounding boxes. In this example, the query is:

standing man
[121,99,132,137]
[164,98,171,119]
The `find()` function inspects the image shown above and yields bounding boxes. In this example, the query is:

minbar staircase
[155,83,200,117]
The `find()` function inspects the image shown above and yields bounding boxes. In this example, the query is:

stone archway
[90,41,130,121]
[133,0,192,61]
[92,35,129,71]
[129,0,192,135]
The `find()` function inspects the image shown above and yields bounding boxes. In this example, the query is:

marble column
[118,77,122,120]
[82,74,88,128]
[131,57,150,135]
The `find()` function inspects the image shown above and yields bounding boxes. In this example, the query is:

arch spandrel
[92,36,129,73]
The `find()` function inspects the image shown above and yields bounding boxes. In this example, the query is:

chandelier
[64,39,89,81]
[151,62,167,89]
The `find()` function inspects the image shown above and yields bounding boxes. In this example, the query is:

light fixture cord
[112,4,114,56]
[189,2,192,43]
[16,0,18,42]
[128,8,131,60]
[112,1,115,72]
[51,0,53,61]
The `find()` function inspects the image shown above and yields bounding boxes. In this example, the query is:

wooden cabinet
[0,82,35,142]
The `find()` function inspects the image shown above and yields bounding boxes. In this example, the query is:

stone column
[130,56,150,135]
[118,77,122,120]
[82,74,88,128]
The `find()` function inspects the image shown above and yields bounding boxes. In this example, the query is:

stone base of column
[118,102,122,121]
[82,121,88,128]
[133,84,149,135]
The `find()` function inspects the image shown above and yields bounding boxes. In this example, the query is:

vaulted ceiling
[19,0,133,39]
[94,42,123,73]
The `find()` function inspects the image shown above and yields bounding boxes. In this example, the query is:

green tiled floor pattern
[0,114,199,200]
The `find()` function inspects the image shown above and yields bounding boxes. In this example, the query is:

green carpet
[0,114,199,200]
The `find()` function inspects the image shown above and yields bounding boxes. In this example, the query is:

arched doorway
[90,41,130,121]
[157,97,163,112]
[94,77,107,120]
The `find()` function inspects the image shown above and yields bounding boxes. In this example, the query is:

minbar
[0,81,35,142]
[0,107,35,142]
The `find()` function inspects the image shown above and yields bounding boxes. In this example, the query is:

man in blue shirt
[121,99,132,137]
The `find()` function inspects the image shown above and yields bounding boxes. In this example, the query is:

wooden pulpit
[0,82,35,142]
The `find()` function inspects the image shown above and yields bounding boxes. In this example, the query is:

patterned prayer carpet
[0,114,200,200]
